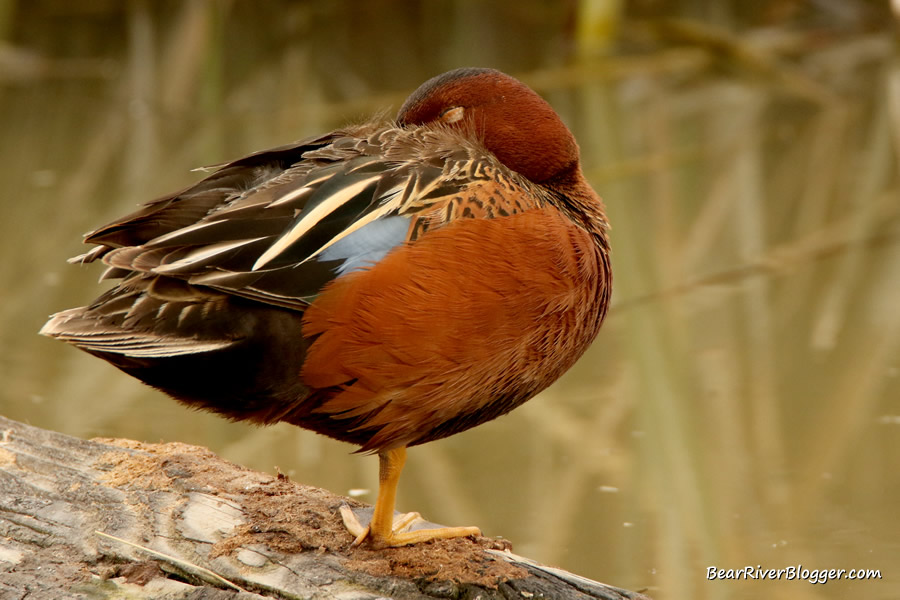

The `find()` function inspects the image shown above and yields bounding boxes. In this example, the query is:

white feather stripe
[262,168,353,210]
[150,220,217,245]
[297,185,404,263]
[252,174,382,271]
[187,270,245,285]
[153,237,266,273]
[266,184,313,207]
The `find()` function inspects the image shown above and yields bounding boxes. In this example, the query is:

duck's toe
[340,503,480,548]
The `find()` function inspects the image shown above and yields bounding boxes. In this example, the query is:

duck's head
[397,67,580,185]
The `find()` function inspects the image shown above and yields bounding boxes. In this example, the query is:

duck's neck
[543,163,610,251]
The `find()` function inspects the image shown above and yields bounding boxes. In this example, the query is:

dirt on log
[0,415,651,600]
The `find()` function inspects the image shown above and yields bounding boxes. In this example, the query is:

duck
[40,67,612,548]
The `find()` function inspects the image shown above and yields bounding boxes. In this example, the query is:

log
[0,415,651,600]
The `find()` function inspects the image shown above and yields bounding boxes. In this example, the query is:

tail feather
[40,308,235,357]
[39,276,313,426]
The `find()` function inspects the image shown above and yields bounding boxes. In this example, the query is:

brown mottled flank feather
[41,67,612,456]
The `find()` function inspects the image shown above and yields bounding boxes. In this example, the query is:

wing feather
[252,172,383,270]
[69,123,542,312]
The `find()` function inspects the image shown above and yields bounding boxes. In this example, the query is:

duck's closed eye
[440,106,465,124]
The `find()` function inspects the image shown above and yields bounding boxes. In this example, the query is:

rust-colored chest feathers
[41,67,612,453]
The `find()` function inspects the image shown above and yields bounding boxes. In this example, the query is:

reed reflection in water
[1,2,898,599]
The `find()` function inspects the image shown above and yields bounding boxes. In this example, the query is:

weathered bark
[0,415,651,600]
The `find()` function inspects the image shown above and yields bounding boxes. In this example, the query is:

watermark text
[706,565,882,585]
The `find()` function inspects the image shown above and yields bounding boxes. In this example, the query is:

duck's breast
[297,204,609,451]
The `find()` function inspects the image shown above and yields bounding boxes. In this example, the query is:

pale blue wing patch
[318,215,411,276]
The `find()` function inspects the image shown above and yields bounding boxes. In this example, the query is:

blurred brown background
[1,1,899,599]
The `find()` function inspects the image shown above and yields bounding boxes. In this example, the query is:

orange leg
[340,447,481,548]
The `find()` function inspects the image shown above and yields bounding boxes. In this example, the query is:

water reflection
[1,3,898,599]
